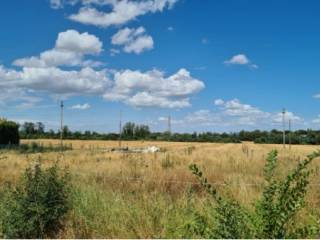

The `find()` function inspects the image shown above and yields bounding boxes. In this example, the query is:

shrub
[0,163,70,238]
[0,119,20,145]
[189,150,320,238]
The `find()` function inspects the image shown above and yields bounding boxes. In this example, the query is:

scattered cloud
[64,0,178,28]
[111,27,153,54]
[161,99,303,130]
[13,29,103,68]
[0,27,204,109]
[224,54,258,69]
[0,88,42,108]
[71,103,91,110]
[0,65,111,97]
[167,26,174,31]
[225,54,249,65]
[214,99,224,106]
[215,98,268,118]
[1,63,203,109]
[271,111,303,124]
[50,0,64,9]
[55,29,102,54]
[110,48,120,56]
[313,94,320,99]
[104,68,205,108]
[312,115,320,124]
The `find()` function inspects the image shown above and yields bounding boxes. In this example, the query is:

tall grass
[0,140,319,238]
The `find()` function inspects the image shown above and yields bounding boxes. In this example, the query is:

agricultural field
[1,140,320,238]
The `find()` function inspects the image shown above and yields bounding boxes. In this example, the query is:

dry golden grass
[1,140,320,238]
[3,140,320,202]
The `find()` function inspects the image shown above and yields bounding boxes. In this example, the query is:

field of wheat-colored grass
[1,140,320,238]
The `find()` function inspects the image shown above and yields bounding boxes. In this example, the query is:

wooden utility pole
[168,115,171,135]
[60,101,64,149]
[119,110,122,148]
[289,119,292,150]
[282,108,286,149]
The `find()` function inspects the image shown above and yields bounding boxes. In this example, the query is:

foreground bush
[0,119,19,145]
[189,150,320,238]
[0,163,70,238]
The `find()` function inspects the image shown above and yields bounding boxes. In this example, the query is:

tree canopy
[0,119,20,145]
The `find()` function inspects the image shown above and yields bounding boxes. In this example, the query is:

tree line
[17,121,320,145]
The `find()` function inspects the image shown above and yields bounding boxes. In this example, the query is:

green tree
[0,119,20,145]
[122,122,135,139]
[134,124,150,139]
[21,122,36,135]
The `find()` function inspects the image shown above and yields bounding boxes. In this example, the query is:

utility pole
[282,108,286,149]
[119,110,122,148]
[289,119,292,150]
[168,115,171,135]
[60,101,64,150]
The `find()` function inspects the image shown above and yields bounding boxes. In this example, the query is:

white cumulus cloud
[111,27,153,54]
[104,68,205,108]
[71,103,91,110]
[55,29,102,54]
[1,27,204,109]
[13,30,103,68]
[0,65,111,97]
[224,54,258,69]
[66,0,178,28]
[165,99,304,130]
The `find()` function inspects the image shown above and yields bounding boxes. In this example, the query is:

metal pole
[119,110,122,148]
[282,108,286,149]
[60,101,64,149]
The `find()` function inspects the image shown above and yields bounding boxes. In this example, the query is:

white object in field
[142,146,160,153]
[106,146,160,153]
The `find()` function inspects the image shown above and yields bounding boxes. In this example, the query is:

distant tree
[22,122,36,135]
[62,126,70,138]
[48,130,55,138]
[0,119,20,145]
[122,122,135,139]
[36,122,45,134]
[14,120,320,145]
[134,124,150,139]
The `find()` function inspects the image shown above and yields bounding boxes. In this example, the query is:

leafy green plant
[189,150,320,238]
[0,162,70,238]
[256,150,320,238]
[189,164,255,238]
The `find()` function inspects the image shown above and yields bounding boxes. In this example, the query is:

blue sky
[1,0,320,133]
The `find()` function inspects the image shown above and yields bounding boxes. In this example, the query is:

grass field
[1,140,320,238]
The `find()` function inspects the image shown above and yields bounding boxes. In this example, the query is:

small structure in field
[106,146,160,153]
